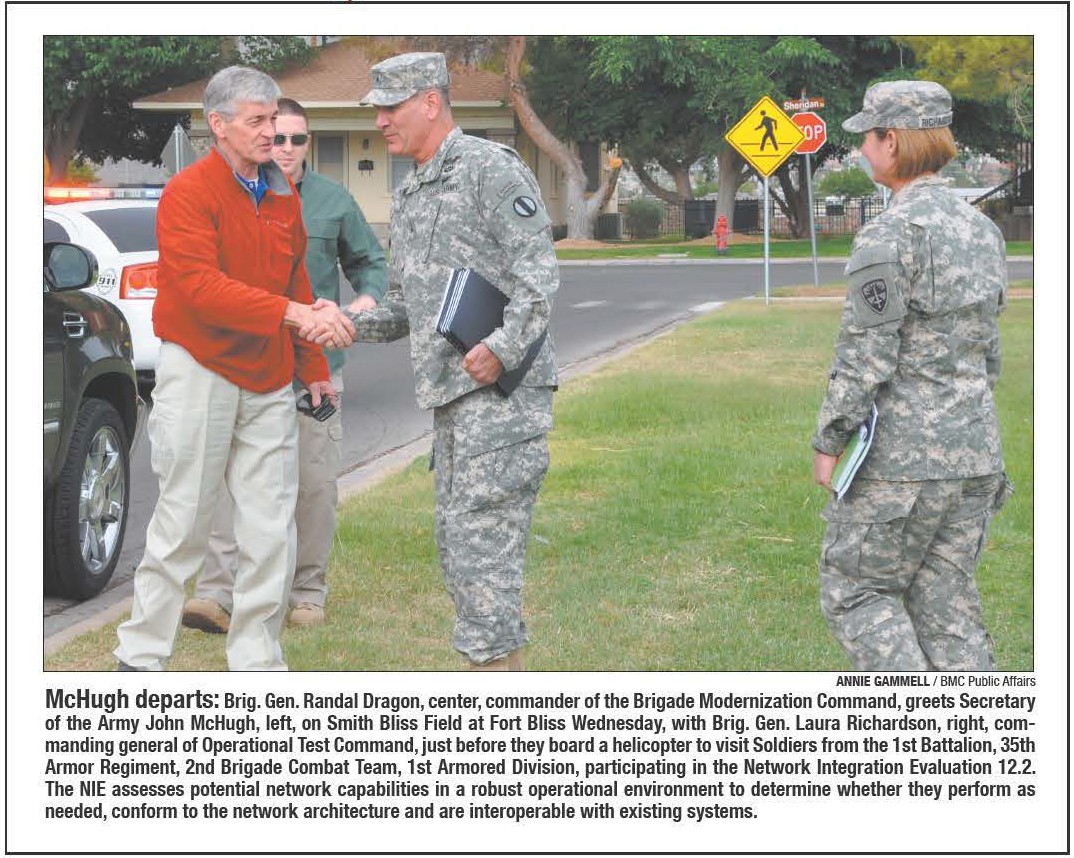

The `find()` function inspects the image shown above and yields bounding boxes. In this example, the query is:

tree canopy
[520,35,1031,234]
[44,36,312,181]
[44,34,1033,234]
[816,166,877,198]
[897,36,1032,144]
[521,36,914,234]
[524,36,771,204]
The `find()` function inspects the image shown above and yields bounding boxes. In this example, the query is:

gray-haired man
[182,96,387,634]
[113,66,354,671]
[350,53,558,670]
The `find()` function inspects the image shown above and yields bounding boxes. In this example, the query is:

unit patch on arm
[845,245,906,327]
[494,185,550,235]
[513,196,538,217]
[860,278,889,314]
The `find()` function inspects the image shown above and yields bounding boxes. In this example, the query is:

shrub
[981,196,1012,218]
[66,159,99,185]
[624,197,664,239]
[816,167,876,198]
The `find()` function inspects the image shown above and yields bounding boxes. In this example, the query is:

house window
[315,134,347,187]
[390,155,414,191]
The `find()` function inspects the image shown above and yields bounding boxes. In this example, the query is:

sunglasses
[272,133,309,147]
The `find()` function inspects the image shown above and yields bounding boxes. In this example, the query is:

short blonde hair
[876,126,958,180]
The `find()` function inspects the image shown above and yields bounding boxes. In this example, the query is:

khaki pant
[196,375,343,612]
[819,474,1005,671]
[114,343,298,671]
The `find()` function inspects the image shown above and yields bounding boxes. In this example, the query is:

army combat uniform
[813,172,1012,671]
[350,124,558,666]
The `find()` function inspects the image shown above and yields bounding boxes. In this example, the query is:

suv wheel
[45,398,130,600]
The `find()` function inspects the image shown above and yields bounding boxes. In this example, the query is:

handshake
[285,295,378,349]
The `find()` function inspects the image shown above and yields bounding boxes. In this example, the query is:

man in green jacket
[184,97,387,632]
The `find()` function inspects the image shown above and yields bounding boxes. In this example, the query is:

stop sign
[792,111,827,154]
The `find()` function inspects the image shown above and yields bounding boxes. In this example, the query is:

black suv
[44,242,145,600]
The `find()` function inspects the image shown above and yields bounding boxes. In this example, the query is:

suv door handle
[62,311,88,339]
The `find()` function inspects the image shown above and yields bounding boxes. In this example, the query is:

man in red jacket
[114,66,354,671]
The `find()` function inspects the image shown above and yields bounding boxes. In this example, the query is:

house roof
[133,39,509,111]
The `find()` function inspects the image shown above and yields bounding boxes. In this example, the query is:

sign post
[805,152,819,290]
[791,109,828,290]
[762,177,770,300]
[161,123,196,176]
[725,96,805,305]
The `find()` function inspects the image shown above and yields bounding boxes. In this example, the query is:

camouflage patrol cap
[361,52,450,107]
[842,80,953,132]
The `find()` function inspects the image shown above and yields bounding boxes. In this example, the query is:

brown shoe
[181,598,230,634]
[288,603,326,627]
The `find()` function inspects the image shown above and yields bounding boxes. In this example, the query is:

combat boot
[469,656,510,671]
[507,649,525,671]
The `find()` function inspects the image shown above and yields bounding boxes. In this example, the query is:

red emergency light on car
[44,186,163,204]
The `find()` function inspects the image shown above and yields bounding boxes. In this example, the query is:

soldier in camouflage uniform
[352,53,558,670]
[812,81,1013,671]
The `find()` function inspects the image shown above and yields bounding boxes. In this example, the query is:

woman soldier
[812,80,1014,671]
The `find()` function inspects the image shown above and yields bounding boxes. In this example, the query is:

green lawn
[47,299,1032,672]
[556,237,1032,261]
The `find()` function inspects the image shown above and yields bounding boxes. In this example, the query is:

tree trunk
[505,35,617,240]
[715,146,748,233]
[591,161,622,218]
[772,170,798,237]
[630,161,683,205]
[46,97,92,184]
[657,158,694,201]
[772,156,816,239]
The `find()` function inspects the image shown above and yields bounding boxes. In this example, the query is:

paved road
[44,258,1032,638]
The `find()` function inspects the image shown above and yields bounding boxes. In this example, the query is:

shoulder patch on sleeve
[512,195,539,217]
[493,185,550,234]
[845,243,906,327]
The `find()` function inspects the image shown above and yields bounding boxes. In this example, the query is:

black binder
[436,268,547,396]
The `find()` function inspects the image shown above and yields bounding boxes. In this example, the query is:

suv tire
[45,398,131,600]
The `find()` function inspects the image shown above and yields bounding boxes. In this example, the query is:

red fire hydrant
[714,214,729,255]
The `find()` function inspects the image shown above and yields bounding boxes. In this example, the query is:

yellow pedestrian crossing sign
[725,96,806,177]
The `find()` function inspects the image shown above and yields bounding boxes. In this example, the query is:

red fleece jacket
[152,147,327,392]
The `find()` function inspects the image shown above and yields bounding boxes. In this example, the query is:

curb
[44,595,134,657]
[557,257,850,267]
[557,254,1031,267]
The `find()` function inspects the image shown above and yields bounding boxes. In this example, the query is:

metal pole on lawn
[763,175,770,305]
[173,125,182,173]
[806,152,819,289]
